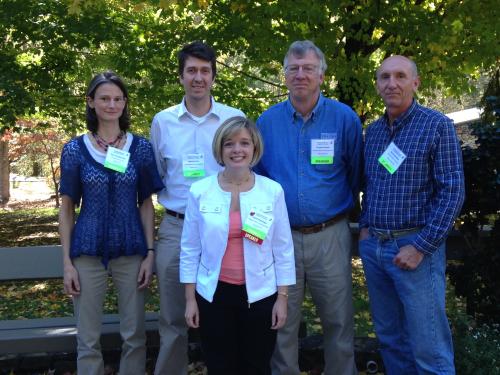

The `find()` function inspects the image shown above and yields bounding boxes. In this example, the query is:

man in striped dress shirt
[359,55,465,374]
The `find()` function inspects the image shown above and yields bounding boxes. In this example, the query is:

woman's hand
[60,195,78,296]
[137,252,154,289]
[63,263,80,296]
[185,298,200,328]
[271,294,288,329]
[184,283,199,328]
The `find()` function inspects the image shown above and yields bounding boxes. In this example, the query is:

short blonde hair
[212,116,264,167]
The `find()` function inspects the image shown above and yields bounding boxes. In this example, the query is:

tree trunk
[49,161,60,208]
[0,140,10,205]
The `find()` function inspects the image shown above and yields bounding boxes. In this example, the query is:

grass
[0,207,60,247]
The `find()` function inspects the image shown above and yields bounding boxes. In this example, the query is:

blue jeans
[359,232,455,375]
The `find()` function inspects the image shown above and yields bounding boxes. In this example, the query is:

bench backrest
[0,225,468,282]
[0,245,62,280]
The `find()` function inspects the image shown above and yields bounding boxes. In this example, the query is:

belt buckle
[372,229,391,241]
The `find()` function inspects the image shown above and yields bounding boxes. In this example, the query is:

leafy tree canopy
[1,0,498,135]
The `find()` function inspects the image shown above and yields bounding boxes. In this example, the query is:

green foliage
[446,287,500,374]
[452,316,500,375]
[195,0,499,121]
[1,0,499,135]
[449,70,500,324]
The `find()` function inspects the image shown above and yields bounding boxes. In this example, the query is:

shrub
[452,315,500,375]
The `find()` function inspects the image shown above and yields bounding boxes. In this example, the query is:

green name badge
[378,142,406,174]
[104,147,130,173]
[311,139,334,165]
[183,153,205,178]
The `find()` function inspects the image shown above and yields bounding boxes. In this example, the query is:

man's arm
[252,115,269,177]
[413,118,465,255]
[149,116,167,182]
[346,113,364,200]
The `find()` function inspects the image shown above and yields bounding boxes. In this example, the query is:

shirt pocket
[198,200,227,233]
[199,200,224,215]
[250,202,273,213]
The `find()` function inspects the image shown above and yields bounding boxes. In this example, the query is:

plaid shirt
[359,100,465,254]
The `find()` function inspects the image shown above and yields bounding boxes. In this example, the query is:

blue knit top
[59,134,164,267]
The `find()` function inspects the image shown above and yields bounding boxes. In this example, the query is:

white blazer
[180,173,296,303]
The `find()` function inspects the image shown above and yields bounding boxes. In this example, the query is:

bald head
[376,55,420,122]
[377,55,418,80]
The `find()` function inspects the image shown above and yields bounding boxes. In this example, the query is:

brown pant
[73,255,146,375]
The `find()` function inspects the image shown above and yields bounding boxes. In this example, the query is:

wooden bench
[0,226,467,373]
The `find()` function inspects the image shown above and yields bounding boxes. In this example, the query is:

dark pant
[197,281,277,375]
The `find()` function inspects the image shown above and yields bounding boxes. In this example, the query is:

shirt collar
[178,97,219,120]
[383,99,418,130]
[286,93,324,122]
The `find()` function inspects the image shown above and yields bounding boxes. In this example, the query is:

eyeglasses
[284,64,319,75]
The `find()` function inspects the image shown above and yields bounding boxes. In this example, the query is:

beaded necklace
[92,131,125,152]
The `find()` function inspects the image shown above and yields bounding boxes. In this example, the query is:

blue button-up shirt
[254,94,363,227]
[359,100,465,254]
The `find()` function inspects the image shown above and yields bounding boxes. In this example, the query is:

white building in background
[446,107,482,148]
[446,107,482,125]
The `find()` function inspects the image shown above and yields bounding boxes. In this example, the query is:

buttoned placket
[296,114,309,225]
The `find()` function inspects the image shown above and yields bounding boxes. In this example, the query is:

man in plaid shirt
[359,55,465,374]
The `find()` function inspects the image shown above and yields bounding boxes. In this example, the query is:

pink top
[219,211,245,285]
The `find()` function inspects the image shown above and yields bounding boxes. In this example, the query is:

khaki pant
[154,214,188,375]
[73,255,146,375]
[271,218,357,375]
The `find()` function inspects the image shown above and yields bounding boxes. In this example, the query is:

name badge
[241,210,274,245]
[311,139,334,164]
[104,146,130,173]
[378,142,406,174]
[183,153,205,178]
[200,203,222,213]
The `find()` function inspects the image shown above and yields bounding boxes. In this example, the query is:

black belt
[165,209,185,220]
[369,227,421,241]
[292,213,347,235]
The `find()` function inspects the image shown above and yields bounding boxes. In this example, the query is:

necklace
[92,131,125,151]
[222,171,252,187]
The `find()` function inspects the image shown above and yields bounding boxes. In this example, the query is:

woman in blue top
[58,71,164,375]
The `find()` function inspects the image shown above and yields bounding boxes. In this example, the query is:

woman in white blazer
[180,116,295,375]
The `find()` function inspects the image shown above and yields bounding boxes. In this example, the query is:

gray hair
[283,40,327,74]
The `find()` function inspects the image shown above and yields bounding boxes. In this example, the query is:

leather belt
[369,227,421,241]
[165,209,185,220]
[292,213,347,235]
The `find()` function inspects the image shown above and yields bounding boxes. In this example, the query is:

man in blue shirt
[255,40,362,375]
[359,55,465,374]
